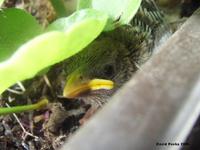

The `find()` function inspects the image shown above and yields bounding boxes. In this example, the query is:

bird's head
[62,27,146,102]
[62,40,136,102]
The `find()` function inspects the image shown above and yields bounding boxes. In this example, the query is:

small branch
[43,75,52,88]
[5,103,39,140]
[6,82,26,95]
[17,81,26,92]
[7,88,24,95]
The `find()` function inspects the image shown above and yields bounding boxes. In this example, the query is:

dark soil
[0,0,86,149]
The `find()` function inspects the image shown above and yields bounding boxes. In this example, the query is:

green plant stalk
[0,98,48,115]
[50,0,68,17]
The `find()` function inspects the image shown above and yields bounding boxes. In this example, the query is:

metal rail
[61,9,200,150]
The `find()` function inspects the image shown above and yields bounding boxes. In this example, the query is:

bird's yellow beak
[63,73,114,99]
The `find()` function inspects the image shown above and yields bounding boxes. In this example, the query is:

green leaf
[46,8,107,32]
[0,8,43,62]
[0,9,107,94]
[0,0,4,7]
[50,0,77,17]
[77,0,92,10]
[49,0,68,17]
[78,0,142,30]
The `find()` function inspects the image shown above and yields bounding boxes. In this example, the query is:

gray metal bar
[61,10,200,150]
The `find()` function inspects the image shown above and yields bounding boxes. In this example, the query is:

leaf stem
[0,98,49,115]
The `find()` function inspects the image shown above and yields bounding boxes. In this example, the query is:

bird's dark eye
[103,64,115,78]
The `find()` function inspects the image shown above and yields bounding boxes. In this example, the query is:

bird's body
[61,0,172,113]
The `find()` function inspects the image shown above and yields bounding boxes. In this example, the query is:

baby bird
[60,0,172,121]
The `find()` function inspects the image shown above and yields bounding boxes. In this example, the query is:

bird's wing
[131,0,166,34]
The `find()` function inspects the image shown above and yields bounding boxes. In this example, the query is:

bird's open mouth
[63,79,114,99]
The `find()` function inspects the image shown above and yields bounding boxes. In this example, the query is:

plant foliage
[0,0,141,94]
[0,9,107,94]
[77,0,142,30]
[0,0,4,6]
[0,0,141,114]
[0,8,42,62]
